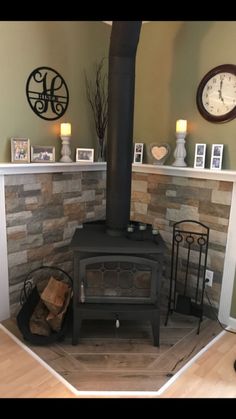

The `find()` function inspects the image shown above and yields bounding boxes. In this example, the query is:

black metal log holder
[17,265,73,345]
[165,220,210,334]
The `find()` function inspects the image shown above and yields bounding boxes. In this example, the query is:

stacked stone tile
[5,169,232,315]
[131,173,232,310]
[5,171,106,314]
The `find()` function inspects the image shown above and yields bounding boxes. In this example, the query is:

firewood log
[40,276,70,315]
[46,288,71,332]
[29,300,51,336]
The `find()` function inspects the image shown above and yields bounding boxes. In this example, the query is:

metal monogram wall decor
[26,67,69,120]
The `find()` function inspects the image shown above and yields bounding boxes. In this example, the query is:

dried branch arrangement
[85,58,108,145]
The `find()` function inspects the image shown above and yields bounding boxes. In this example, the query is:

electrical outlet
[205,269,214,287]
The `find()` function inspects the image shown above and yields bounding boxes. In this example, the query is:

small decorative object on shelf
[133,142,144,163]
[76,148,94,162]
[210,144,224,170]
[194,143,206,169]
[148,143,170,165]
[172,119,187,167]
[11,138,30,163]
[31,145,55,163]
[85,58,108,162]
[60,123,72,163]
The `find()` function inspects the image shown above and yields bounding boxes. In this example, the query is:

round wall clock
[196,64,236,123]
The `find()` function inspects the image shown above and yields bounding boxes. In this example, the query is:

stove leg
[72,317,82,345]
[151,312,160,347]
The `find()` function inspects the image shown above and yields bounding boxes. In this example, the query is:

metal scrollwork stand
[165,220,210,334]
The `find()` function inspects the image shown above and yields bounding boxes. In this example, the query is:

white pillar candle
[176,119,187,135]
[60,123,71,137]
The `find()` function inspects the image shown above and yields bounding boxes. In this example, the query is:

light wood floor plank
[160,331,236,398]
[0,326,76,398]
[1,320,235,398]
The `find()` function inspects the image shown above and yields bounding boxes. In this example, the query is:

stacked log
[29,276,71,336]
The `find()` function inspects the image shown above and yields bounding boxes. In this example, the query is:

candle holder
[172,119,187,167]
[60,123,72,163]
[172,132,187,167]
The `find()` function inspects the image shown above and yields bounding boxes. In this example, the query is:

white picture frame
[76,148,94,162]
[133,142,144,164]
[194,143,206,169]
[210,144,224,170]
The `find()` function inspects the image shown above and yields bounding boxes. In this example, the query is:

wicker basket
[17,266,73,345]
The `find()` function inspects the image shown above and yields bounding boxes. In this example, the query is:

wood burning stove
[70,22,166,346]
[71,221,165,346]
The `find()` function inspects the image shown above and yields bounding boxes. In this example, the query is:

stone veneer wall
[131,172,233,310]
[5,171,106,314]
[5,169,233,316]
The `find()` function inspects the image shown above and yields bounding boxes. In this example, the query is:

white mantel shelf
[1,162,236,182]
[133,164,236,182]
[0,162,107,175]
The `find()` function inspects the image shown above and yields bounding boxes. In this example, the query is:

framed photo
[11,138,30,163]
[210,144,224,170]
[31,145,55,163]
[76,148,94,162]
[133,142,144,164]
[194,143,206,168]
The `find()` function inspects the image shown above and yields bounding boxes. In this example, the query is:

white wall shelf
[1,162,236,182]
[0,162,106,175]
[132,163,236,182]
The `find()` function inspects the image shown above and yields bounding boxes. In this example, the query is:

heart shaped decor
[149,143,171,165]
[151,146,168,160]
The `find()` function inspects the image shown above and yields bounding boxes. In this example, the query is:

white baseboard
[228,316,236,330]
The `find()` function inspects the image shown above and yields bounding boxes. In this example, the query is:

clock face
[197,64,236,123]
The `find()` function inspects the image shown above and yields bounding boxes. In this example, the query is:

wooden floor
[0,325,75,398]
[161,330,236,398]
[1,312,224,395]
[0,319,236,398]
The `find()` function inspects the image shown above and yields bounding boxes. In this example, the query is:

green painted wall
[135,21,236,169]
[0,21,110,162]
[2,21,236,318]
[135,21,236,318]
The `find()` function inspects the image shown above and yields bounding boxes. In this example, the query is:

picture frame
[210,144,224,170]
[194,143,206,169]
[148,143,170,165]
[133,142,144,164]
[11,138,30,163]
[76,148,94,162]
[31,145,55,163]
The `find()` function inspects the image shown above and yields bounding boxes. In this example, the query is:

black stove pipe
[106,21,142,237]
